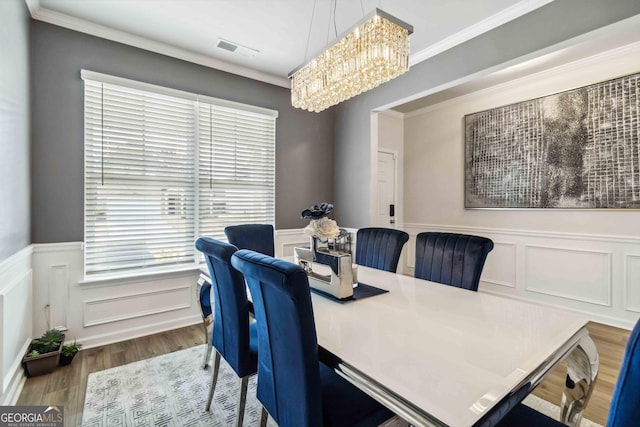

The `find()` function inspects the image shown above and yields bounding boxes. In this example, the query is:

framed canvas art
[465,71,640,208]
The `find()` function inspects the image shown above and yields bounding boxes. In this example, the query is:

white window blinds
[83,71,277,276]
[198,103,276,241]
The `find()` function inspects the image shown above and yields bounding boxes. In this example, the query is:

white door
[376,151,396,227]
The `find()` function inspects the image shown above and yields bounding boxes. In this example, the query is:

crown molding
[403,40,640,118]
[24,0,290,88]
[25,0,554,91]
[409,0,555,67]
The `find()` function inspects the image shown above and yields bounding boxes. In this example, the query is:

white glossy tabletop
[309,265,589,427]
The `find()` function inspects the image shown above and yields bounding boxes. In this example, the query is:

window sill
[79,264,203,287]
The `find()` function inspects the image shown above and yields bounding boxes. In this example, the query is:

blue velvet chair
[414,232,494,292]
[195,238,258,426]
[231,249,395,427]
[355,227,409,273]
[494,317,640,427]
[224,223,275,256]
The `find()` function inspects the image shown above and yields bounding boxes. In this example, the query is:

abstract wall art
[465,72,640,208]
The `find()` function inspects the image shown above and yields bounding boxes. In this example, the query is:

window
[83,71,276,276]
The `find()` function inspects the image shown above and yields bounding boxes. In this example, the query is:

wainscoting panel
[275,229,308,257]
[275,228,359,259]
[32,243,201,349]
[0,246,32,405]
[625,254,640,313]
[83,286,191,327]
[403,223,640,329]
[482,242,517,288]
[524,245,611,306]
[49,264,69,330]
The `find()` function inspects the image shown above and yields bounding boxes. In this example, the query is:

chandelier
[289,8,413,113]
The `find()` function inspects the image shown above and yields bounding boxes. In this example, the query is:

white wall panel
[524,245,611,306]
[32,242,201,349]
[275,229,308,257]
[48,264,68,329]
[0,246,32,405]
[625,254,640,313]
[403,223,640,329]
[83,286,191,327]
[481,242,516,288]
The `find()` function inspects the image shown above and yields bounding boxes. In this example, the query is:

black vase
[59,352,77,366]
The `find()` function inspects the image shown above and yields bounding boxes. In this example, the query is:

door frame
[375,148,399,228]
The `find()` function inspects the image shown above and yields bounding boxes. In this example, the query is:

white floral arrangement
[304,216,340,238]
[301,202,348,240]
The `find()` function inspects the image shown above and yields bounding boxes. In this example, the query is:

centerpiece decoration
[301,203,350,252]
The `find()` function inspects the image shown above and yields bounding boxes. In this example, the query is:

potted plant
[59,340,82,366]
[22,328,65,377]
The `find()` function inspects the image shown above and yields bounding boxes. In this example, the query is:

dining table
[199,258,599,427]
[302,262,598,427]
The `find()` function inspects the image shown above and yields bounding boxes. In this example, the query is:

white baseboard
[1,369,26,406]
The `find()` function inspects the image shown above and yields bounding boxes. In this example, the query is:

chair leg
[259,407,268,427]
[236,376,249,427]
[202,342,212,369]
[202,319,212,369]
[205,351,221,411]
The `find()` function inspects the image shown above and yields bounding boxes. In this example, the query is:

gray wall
[31,21,334,243]
[334,0,640,228]
[0,0,31,262]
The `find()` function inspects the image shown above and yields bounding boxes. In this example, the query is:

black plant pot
[59,352,77,366]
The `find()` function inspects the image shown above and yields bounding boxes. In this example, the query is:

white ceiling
[27,0,555,88]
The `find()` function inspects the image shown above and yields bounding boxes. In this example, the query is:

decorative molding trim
[83,285,192,327]
[32,241,83,253]
[79,315,201,350]
[404,40,640,118]
[49,264,69,330]
[0,245,32,283]
[25,0,290,88]
[403,223,640,245]
[79,266,200,288]
[409,0,555,68]
[274,229,307,236]
[523,245,612,306]
[624,254,640,313]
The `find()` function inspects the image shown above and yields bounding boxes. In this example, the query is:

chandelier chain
[333,0,338,37]
[303,0,318,63]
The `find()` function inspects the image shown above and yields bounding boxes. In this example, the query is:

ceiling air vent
[215,38,259,58]
[217,40,237,52]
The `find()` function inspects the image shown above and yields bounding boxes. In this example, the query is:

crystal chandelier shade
[289,9,413,113]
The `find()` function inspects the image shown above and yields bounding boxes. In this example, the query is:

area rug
[81,345,601,426]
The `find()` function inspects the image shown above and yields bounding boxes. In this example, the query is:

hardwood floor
[17,324,206,427]
[18,321,629,426]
